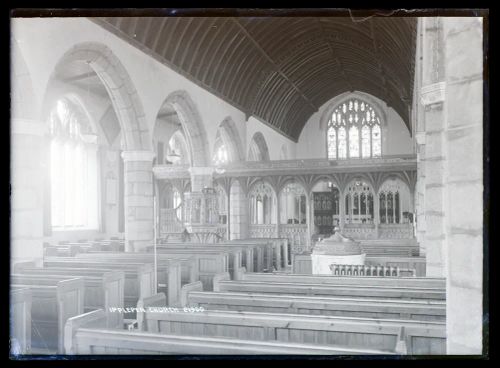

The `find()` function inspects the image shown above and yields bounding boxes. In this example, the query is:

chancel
[10,11,485,357]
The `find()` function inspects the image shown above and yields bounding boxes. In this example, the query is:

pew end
[235,267,246,281]
[212,272,231,292]
[180,281,203,307]
[64,309,107,354]
[137,293,167,331]
[395,326,408,354]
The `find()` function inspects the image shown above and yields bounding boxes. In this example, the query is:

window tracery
[327,98,382,159]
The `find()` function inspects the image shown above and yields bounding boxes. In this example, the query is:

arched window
[49,98,98,230]
[379,178,410,224]
[213,143,229,166]
[345,181,374,224]
[280,182,307,225]
[212,129,230,166]
[249,182,275,225]
[327,98,382,159]
[166,130,189,165]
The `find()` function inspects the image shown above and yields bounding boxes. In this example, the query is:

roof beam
[231,18,318,113]
[317,18,354,92]
[369,19,391,103]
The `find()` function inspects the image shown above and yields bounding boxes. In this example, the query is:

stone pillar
[415,134,427,254]
[339,190,345,230]
[442,17,483,355]
[11,119,45,266]
[229,181,249,240]
[121,150,155,252]
[420,17,447,278]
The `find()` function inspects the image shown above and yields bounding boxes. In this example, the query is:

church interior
[10,13,485,356]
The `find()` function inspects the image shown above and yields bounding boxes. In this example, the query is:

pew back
[11,277,84,354]
[13,266,125,328]
[10,287,32,355]
[65,310,390,355]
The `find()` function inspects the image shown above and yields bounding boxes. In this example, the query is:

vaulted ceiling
[93,16,416,141]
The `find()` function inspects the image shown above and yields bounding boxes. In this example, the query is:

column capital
[415,132,426,146]
[420,82,446,106]
[121,150,156,162]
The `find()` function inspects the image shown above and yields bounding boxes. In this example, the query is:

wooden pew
[13,263,125,328]
[44,244,82,257]
[43,258,155,310]
[183,289,445,322]
[77,251,197,287]
[240,272,446,289]
[151,249,229,290]
[213,273,446,301]
[227,239,283,271]
[10,287,32,355]
[155,241,264,273]
[64,309,389,355]
[138,292,445,354]
[237,237,290,268]
[154,244,244,280]
[114,247,228,290]
[11,277,84,354]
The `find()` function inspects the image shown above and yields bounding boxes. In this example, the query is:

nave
[12,237,446,355]
[10,13,484,356]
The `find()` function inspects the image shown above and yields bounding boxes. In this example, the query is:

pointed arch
[159,90,209,167]
[248,132,270,161]
[43,42,151,150]
[213,116,245,164]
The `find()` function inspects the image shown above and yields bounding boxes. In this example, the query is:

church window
[49,98,98,230]
[327,98,382,159]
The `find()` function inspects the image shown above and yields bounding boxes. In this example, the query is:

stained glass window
[327,125,336,159]
[327,98,382,159]
[349,126,359,158]
[338,126,347,159]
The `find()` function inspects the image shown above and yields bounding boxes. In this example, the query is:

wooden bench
[228,239,286,271]
[43,258,155,310]
[214,273,446,301]
[79,251,198,286]
[151,249,229,290]
[11,277,84,354]
[64,309,389,355]
[154,244,244,280]
[14,263,125,328]
[10,287,32,355]
[183,289,445,322]
[240,272,446,289]
[69,253,184,306]
[138,292,445,354]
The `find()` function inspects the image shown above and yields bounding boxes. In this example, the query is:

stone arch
[377,172,412,195]
[213,116,245,163]
[159,90,209,167]
[43,42,151,150]
[11,38,38,120]
[248,132,270,161]
[279,144,288,160]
